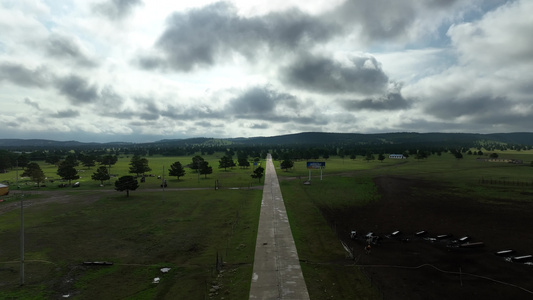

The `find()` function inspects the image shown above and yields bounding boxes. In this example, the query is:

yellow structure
[0,184,8,196]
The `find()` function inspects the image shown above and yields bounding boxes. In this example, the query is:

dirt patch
[321,176,533,299]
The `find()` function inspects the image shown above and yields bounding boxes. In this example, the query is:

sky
[0,0,532,143]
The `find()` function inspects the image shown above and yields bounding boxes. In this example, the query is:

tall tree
[378,153,385,162]
[199,161,213,178]
[238,158,250,169]
[365,152,375,162]
[17,154,29,168]
[169,161,186,180]
[57,161,79,185]
[91,166,110,185]
[129,155,152,176]
[64,154,79,167]
[80,154,96,169]
[22,162,45,187]
[415,151,428,160]
[218,155,235,171]
[280,159,294,171]
[45,154,62,166]
[99,154,118,179]
[251,166,264,182]
[338,149,346,162]
[115,175,139,197]
[0,150,16,172]
[189,155,205,174]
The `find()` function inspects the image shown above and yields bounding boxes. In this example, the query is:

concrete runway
[249,154,310,300]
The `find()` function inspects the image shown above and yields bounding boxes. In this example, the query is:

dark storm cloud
[424,95,533,129]
[160,104,225,120]
[55,75,99,104]
[194,121,215,128]
[140,86,321,127]
[100,87,125,107]
[250,123,269,129]
[93,0,143,20]
[50,109,80,118]
[129,120,154,126]
[141,0,474,73]
[24,97,40,109]
[473,112,533,130]
[230,87,276,114]
[138,113,159,121]
[0,62,50,87]
[330,0,464,42]
[45,34,97,67]
[137,101,161,121]
[101,109,136,120]
[282,53,389,94]
[3,121,19,127]
[137,55,163,70]
[228,86,296,115]
[339,90,411,111]
[143,2,339,71]
[424,95,506,120]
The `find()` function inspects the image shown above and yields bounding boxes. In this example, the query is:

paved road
[249,154,310,300]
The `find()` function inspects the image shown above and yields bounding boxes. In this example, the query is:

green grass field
[0,154,265,191]
[1,150,532,299]
[278,150,533,299]
[0,189,262,299]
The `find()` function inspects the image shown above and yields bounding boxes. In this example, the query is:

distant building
[0,184,8,196]
[389,154,405,159]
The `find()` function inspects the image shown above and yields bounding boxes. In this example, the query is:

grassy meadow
[1,149,532,299]
[278,149,533,299]
[0,189,262,299]
[0,153,265,191]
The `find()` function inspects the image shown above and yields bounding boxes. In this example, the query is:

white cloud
[403,0,533,129]
[0,0,530,142]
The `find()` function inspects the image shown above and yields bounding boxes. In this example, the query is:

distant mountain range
[1,132,533,149]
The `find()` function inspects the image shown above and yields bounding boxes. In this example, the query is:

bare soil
[322,176,533,300]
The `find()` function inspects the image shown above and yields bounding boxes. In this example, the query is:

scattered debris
[460,242,484,248]
[153,277,160,284]
[459,236,470,242]
[160,267,171,273]
[436,234,451,240]
[496,250,515,256]
[512,255,532,262]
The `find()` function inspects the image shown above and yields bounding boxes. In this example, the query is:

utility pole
[17,159,24,285]
[162,166,165,192]
[196,159,200,183]
[20,194,24,285]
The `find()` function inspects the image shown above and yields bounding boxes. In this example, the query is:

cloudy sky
[1,0,531,142]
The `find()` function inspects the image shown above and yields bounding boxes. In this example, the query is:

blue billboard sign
[306,162,325,169]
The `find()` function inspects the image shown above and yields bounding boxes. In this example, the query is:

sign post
[306,162,326,181]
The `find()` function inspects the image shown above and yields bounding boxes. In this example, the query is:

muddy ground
[321,176,533,300]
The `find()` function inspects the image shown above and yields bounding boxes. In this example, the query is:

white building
[389,154,405,159]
